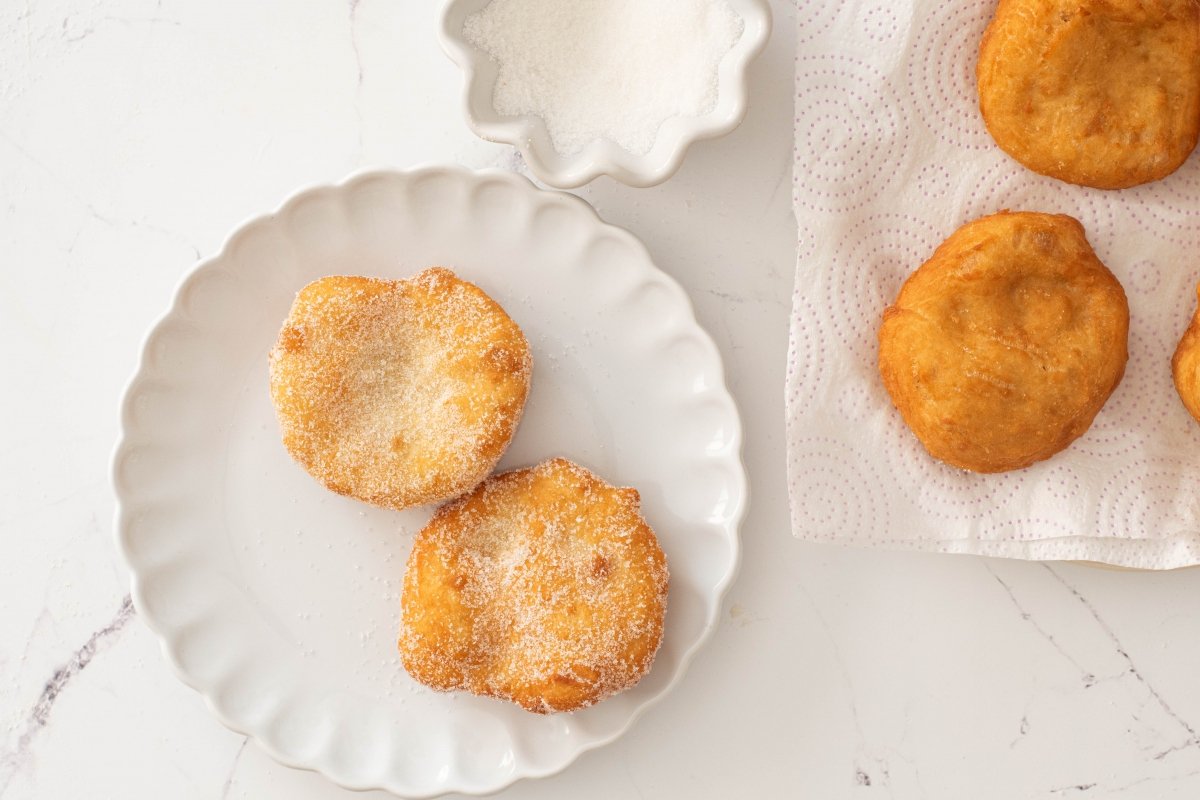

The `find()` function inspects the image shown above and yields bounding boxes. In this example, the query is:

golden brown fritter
[398,458,669,714]
[978,0,1200,189]
[268,268,531,510]
[878,211,1129,473]
[1172,284,1200,422]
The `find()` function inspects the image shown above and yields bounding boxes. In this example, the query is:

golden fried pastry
[1172,284,1200,422]
[978,0,1200,189]
[398,458,668,714]
[879,212,1129,473]
[269,268,531,510]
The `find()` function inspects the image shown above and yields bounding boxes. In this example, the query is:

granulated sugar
[464,0,744,156]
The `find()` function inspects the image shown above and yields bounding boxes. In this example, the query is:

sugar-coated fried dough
[269,268,531,510]
[398,458,669,714]
[978,0,1200,189]
[1172,284,1200,423]
[879,212,1129,473]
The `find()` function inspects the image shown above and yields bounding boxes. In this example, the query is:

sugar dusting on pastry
[269,268,532,510]
[398,458,669,714]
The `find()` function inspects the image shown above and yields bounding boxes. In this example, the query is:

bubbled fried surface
[978,0,1200,189]
[398,458,669,714]
[878,212,1129,473]
[268,268,531,510]
[1172,284,1200,423]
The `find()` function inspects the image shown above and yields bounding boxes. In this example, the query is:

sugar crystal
[464,0,744,156]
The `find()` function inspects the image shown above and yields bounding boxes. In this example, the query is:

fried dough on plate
[879,211,1129,473]
[398,458,669,714]
[978,0,1200,189]
[269,268,531,510]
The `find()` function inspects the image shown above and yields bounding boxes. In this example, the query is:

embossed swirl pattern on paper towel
[787,0,1200,568]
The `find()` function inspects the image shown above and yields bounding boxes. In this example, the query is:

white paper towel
[787,0,1200,569]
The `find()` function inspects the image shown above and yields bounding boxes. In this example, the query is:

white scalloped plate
[112,168,744,797]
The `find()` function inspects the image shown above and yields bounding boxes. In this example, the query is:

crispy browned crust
[268,268,531,510]
[878,211,1129,473]
[398,458,669,714]
[1172,284,1200,422]
[978,0,1200,189]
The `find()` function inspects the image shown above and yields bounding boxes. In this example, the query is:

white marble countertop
[4,1,1200,798]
